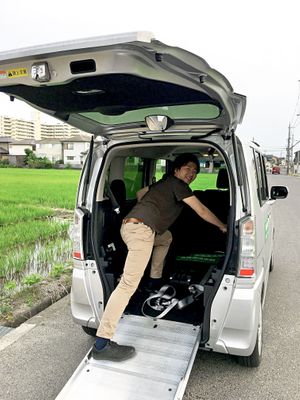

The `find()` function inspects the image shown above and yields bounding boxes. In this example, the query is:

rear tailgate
[56,315,201,400]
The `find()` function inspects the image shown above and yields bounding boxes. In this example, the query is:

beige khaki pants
[96,222,172,339]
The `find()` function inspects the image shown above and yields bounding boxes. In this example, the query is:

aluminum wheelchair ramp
[56,315,201,400]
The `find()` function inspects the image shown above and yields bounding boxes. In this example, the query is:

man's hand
[219,224,227,233]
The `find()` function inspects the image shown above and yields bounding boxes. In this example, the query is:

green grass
[0,220,69,255]
[0,168,79,283]
[0,169,80,209]
[0,201,54,225]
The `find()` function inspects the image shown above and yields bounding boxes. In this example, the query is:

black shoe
[91,341,135,362]
[145,278,163,293]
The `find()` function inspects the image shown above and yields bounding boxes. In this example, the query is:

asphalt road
[0,174,299,400]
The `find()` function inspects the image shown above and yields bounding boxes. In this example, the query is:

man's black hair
[173,153,200,174]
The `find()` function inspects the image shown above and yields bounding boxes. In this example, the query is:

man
[92,153,227,361]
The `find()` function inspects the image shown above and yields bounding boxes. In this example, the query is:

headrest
[216,169,229,189]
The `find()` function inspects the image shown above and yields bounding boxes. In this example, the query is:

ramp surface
[56,315,200,400]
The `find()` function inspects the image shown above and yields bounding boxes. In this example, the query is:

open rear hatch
[0,31,246,140]
[56,315,200,400]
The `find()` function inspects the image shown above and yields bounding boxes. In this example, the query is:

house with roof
[61,134,91,167]
[8,139,36,166]
[9,139,36,155]
[0,136,12,160]
[35,138,63,163]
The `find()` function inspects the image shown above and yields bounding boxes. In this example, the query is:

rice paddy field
[0,168,81,292]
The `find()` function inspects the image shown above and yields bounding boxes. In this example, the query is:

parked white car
[0,32,288,399]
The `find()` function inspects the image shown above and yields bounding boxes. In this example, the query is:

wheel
[82,325,97,337]
[237,304,262,367]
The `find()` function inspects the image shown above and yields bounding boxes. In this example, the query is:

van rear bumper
[209,273,263,357]
[71,264,104,329]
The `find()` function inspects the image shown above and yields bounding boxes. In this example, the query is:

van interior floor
[124,255,224,325]
[125,286,204,325]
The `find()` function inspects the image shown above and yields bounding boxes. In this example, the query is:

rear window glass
[123,157,144,199]
[153,158,225,190]
[80,104,220,126]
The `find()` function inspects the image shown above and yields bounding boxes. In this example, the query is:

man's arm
[183,195,227,233]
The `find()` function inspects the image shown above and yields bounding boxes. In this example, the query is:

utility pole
[287,124,291,175]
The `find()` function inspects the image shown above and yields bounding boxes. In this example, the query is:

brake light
[238,218,256,278]
[70,209,85,261]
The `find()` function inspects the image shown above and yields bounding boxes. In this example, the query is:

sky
[0,0,300,156]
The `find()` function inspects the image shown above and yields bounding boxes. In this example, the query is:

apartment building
[0,116,35,140]
[0,113,87,140]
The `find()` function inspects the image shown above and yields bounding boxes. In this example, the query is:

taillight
[238,218,256,278]
[70,208,85,261]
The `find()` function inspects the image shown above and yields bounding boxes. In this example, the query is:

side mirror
[270,185,288,200]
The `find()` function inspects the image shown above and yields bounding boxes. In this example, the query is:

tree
[24,148,53,169]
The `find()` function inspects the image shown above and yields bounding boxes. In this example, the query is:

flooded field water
[1,217,73,291]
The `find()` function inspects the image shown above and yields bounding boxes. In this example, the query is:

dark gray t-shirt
[125,175,193,234]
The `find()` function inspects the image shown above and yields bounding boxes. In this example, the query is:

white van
[0,32,288,399]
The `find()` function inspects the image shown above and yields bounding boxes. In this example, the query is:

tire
[237,304,262,368]
[82,325,97,337]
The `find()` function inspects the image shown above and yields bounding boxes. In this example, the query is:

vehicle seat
[216,168,229,190]
[169,169,230,257]
[197,168,230,223]
[101,179,128,277]
[110,179,127,215]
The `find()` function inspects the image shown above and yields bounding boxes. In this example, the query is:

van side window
[123,157,144,199]
[261,155,269,197]
[253,150,268,205]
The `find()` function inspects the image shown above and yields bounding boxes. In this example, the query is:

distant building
[61,135,91,167]
[294,150,300,163]
[9,139,36,155]
[0,116,35,140]
[265,154,279,165]
[0,112,87,140]
[0,136,34,166]
[34,135,91,166]
[0,124,101,168]
[35,138,63,163]
[0,136,11,161]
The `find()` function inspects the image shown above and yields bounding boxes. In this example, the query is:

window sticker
[7,68,28,78]
[0,70,7,79]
